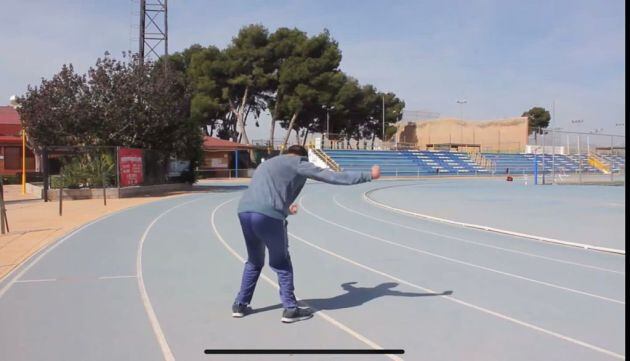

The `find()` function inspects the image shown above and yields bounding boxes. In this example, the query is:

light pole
[588,128,604,155]
[382,95,386,143]
[571,120,586,181]
[549,127,562,184]
[570,119,583,154]
[392,110,399,148]
[456,100,467,121]
[456,100,467,145]
[322,105,334,147]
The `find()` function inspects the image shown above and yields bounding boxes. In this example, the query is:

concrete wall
[118,183,192,198]
[308,149,329,169]
[395,117,529,153]
[27,183,192,200]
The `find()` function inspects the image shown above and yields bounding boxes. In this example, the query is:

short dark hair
[287,145,308,157]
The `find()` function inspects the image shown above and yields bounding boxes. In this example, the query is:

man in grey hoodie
[233,145,380,323]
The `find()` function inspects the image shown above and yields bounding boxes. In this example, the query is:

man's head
[287,145,308,157]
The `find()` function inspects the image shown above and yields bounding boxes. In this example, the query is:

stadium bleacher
[482,153,600,174]
[323,150,488,176]
[321,149,621,175]
[598,154,625,173]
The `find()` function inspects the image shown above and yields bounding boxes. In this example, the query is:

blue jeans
[235,212,297,309]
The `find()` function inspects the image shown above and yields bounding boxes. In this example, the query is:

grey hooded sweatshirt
[237,154,372,220]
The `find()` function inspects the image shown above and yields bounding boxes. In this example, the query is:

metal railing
[467,150,496,171]
[529,127,625,185]
[312,149,341,171]
[192,164,623,186]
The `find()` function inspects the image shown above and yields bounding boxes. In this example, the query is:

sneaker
[232,302,252,318]
[281,307,314,323]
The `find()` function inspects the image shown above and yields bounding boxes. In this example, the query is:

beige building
[394,117,529,153]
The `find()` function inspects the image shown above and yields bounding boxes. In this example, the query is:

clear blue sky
[0,0,625,136]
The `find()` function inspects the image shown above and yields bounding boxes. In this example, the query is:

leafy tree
[354,88,404,148]
[275,29,343,150]
[522,107,551,134]
[331,75,366,148]
[18,53,202,161]
[185,46,230,138]
[266,27,308,146]
[223,24,276,144]
[164,44,204,74]
[184,25,276,144]
[380,92,405,139]
[385,126,398,141]
[17,64,91,149]
[175,25,407,149]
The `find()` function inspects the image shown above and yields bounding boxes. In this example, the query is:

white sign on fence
[525,145,566,154]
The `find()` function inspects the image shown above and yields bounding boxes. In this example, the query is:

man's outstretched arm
[297,160,380,185]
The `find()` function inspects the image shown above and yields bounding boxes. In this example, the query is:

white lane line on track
[13,276,137,283]
[13,278,57,283]
[137,196,205,361]
[0,206,143,298]
[363,185,625,255]
[300,197,623,305]
[286,232,624,360]
[0,194,193,293]
[210,198,404,361]
[99,275,137,280]
[333,194,624,275]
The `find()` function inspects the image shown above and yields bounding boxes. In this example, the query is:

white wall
[308,149,329,169]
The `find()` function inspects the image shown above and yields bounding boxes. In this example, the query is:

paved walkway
[2,184,40,203]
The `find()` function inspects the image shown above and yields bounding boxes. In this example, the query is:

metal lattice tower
[139,0,168,64]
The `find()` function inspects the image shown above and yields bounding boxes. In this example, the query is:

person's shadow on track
[254,282,452,314]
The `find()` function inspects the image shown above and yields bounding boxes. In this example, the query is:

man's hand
[289,204,298,215]
[371,165,381,180]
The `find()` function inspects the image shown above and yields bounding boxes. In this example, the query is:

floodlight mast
[139,0,168,66]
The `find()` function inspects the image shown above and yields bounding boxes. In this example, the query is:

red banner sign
[118,148,143,187]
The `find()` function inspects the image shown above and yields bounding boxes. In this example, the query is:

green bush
[1,175,20,185]
[50,175,63,189]
[53,152,116,189]
[179,159,198,184]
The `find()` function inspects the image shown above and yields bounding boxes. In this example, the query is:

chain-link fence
[252,133,390,151]
[190,129,626,185]
[35,146,192,200]
[197,148,271,179]
[250,139,302,150]
[44,146,118,190]
[526,128,625,185]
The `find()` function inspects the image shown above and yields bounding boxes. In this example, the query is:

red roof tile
[0,136,22,144]
[0,106,20,125]
[203,136,256,150]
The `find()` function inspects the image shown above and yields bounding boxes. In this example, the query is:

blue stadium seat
[322,150,624,176]
[482,153,604,174]
[322,150,487,176]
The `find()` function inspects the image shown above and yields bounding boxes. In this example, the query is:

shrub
[1,175,20,185]
[54,152,116,188]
